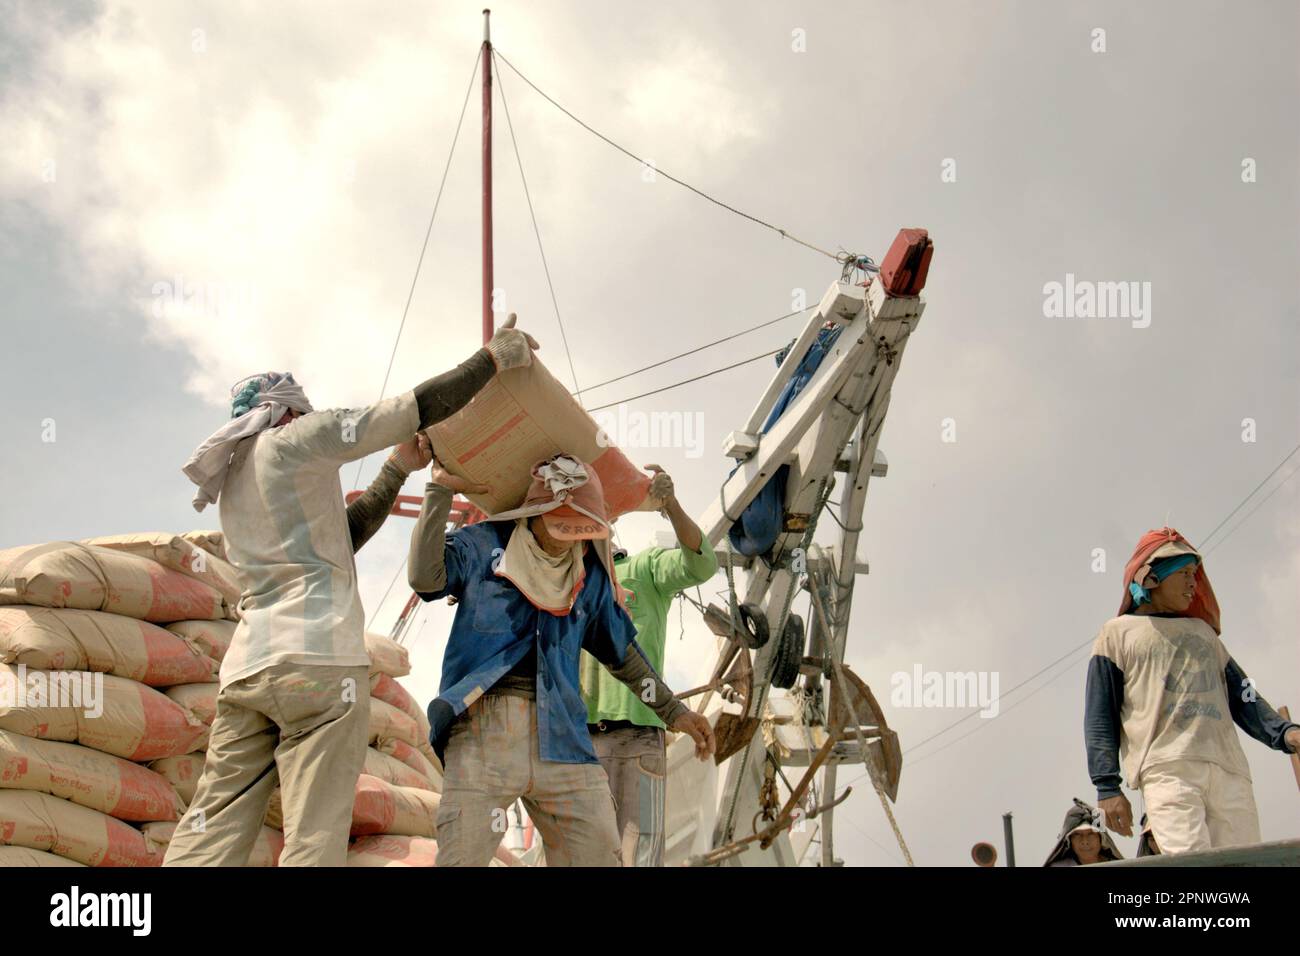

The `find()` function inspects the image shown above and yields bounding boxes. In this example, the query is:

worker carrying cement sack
[164,317,538,867]
[580,465,717,867]
[408,452,714,866]
[1084,527,1300,855]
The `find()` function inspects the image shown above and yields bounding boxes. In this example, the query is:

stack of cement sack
[0,533,235,867]
[0,531,518,867]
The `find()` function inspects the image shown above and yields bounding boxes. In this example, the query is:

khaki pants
[592,724,666,867]
[1140,758,1261,855]
[436,694,621,867]
[163,662,370,867]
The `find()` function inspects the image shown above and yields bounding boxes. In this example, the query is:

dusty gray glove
[485,312,539,371]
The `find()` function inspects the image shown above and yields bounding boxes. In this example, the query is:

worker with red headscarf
[1084,528,1300,854]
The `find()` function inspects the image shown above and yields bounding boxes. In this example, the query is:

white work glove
[485,313,539,372]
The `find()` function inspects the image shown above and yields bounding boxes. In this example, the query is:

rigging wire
[586,348,782,412]
[1197,441,1300,550]
[493,49,583,404]
[576,307,809,395]
[366,555,410,631]
[493,48,842,264]
[349,47,485,494]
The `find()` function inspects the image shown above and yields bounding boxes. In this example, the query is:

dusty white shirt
[1092,613,1251,787]
[217,392,419,687]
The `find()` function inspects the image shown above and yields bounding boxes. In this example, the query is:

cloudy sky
[2,0,1297,866]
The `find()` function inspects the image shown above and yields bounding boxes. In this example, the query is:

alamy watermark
[891,664,1000,718]
[0,664,104,718]
[1042,273,1152,329]
[593,404,704,458]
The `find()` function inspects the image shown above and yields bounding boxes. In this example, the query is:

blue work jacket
[422,519,644,765]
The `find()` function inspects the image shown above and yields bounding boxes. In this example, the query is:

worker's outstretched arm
[408,464,491,600]
[413,314,538,430]
[641,465,718,596]
[1225,658,1300,753]
[346,435,433,553]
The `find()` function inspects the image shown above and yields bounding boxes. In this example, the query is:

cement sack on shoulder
[364,745,434,792]
[165,683,217,727]
[427,356,654,518]
[0,730,184,822]
[0,543,228,622]
[0,606,217,687]
[365,631,409,678]
[148,753,206,806]
[347,834,439,867]
[350,774,439,837]
[368,697,422,752]
[0,846,87,866]
[82,533,243,609]
[0,790,164,866]
[141,820,283,867]
[0,664,209,760]
[165,619,235,665]
[375,737,441,791]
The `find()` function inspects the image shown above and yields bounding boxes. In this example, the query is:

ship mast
[481,8,494,345]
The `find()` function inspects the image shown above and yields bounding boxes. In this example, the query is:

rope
[349,47,483,493]
[493,49,583,404]
[493,48,841,263]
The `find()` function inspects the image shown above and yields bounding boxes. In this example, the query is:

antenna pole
[481,9,494,345]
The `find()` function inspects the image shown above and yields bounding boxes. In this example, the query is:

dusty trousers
[1140,758,1261,855]
[162,662,370,867]
[591,724,666,867]
[435,693,622,867]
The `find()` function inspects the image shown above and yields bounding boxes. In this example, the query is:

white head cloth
[182,372,314,512]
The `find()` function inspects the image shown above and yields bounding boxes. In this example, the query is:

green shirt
[581,542,718,728]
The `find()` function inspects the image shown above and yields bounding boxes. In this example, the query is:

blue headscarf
[1128,553,1199,608]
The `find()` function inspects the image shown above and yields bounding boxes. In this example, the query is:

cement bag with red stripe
[375,737,441,791]
[348,834,439,867]
[166,619,235,665]
[0,730,184,821]
[350,774,440,837]
[0,790,164,866]
[427,355,655,519]
[165,683,217,727]
[365,632,410,678]
[0,665,208,760]
[370,674,440,771]
[0,606,217,686]
[370,672,425,729]
[81,533,243,609]
[148,753,206,806]
[0,543,229,622]
[368,697,423,752]
[142,820,283,867]
[0,846,87,866]
[364,746,435,792]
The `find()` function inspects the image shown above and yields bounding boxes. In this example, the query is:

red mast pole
[481,9,494,345]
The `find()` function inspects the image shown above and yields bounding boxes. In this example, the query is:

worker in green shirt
[580,465,718,866]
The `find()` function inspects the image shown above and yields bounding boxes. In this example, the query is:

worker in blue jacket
[409,453,714,866]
